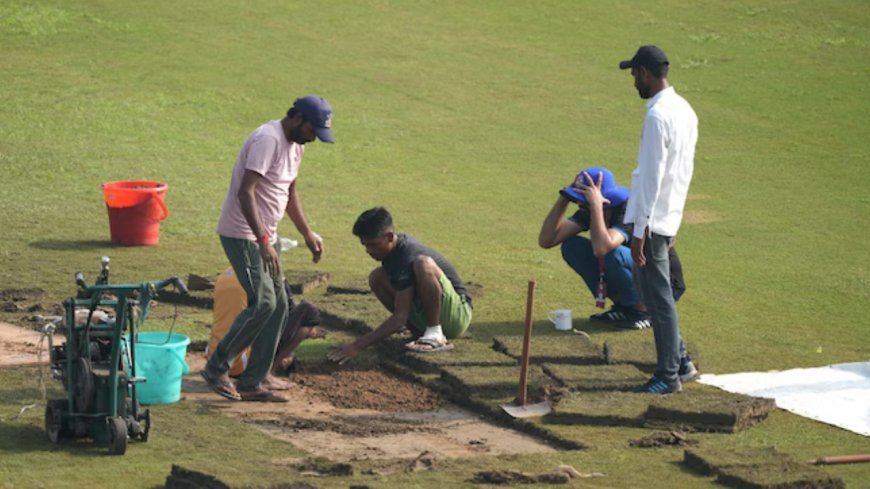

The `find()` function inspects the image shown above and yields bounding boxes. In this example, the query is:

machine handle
[151,276,189,295]
[75,271,87,289]
[167,276,189,295]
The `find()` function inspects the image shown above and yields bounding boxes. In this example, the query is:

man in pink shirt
[202,95,334,402]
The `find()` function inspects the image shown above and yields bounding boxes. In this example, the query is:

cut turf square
[604,339,700,374]
[684,447,792,476]
[400,339,517,373]
[440,365,553,400]
[684,447,845,489]
[603,339,659,372]
[546,391,649,427]
[325,279,372,296]
[644,390,776,433]
[716,461,845,489]
[493,334,604,365]
[542,363,649,391]
[314,293,386,334]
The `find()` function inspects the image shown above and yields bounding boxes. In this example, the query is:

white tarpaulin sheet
[698,362,870,436]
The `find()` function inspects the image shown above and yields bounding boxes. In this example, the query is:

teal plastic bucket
[129,332,190,405]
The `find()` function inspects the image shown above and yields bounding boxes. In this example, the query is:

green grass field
[1,1,868,487]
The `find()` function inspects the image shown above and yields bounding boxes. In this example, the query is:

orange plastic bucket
[101,181,169,246]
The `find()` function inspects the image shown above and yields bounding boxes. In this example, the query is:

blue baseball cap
[559,166,629,209]
[291,95,334,143]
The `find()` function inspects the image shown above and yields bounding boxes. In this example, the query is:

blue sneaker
[633,376,681,394]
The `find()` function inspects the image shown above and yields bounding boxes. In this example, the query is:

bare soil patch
[0,321,61,368]
[0,287,45,312]
[683,209,720,224]
[290,360,441,412]
[182,355,554,462]
[0,288,44,303]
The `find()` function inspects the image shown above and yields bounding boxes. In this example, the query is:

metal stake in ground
[501,278,551,418]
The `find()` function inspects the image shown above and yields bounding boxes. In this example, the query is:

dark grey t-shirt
[381,234,471,307]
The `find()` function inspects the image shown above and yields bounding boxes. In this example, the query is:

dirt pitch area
[1,319,552,463]
[182,354,555,463]
[0,321,60,368]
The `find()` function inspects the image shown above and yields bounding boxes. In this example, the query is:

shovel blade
[499,401,552,418]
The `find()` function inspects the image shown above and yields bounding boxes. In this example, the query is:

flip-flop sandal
[405,336,455,353]
[239,389,289,403]
[200,369,241,401]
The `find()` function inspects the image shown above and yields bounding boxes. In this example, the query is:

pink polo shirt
[217,120,304,242]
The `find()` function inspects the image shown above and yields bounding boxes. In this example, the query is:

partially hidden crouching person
[207,267,325,382]
[328,207,473,364]
[538,167,687,330]
[539,167,652,329]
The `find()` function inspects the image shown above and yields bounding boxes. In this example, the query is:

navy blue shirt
[568,202,630,245]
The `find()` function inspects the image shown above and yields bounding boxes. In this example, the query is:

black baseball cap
[619,45,669,71]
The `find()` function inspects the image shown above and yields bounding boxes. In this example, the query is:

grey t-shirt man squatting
[381,234,472,308]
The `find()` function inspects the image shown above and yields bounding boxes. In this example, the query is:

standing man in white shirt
[620,46,699,394]
[201,95,334,402]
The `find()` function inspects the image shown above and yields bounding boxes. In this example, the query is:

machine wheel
[45,399,69,443]
[73,357,95,412]
[107,416,128,455]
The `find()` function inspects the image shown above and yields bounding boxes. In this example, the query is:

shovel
[500,278,552,418]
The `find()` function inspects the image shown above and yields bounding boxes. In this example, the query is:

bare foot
[262,373,296,391]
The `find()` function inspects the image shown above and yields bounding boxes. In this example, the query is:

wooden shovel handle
[518,278,535,406]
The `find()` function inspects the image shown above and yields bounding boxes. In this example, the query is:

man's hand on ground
[305,231,324,263]
[327,342,361,365]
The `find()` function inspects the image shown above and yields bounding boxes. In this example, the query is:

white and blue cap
[291,95,334,143]
[559,166,629,209]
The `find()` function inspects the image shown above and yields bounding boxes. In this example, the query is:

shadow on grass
[0,418,148,458]
[30,239,113,251]
[669,459,713,479]
[0,423,52,454]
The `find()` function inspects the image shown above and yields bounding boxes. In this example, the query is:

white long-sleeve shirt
[624,86,698,239]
